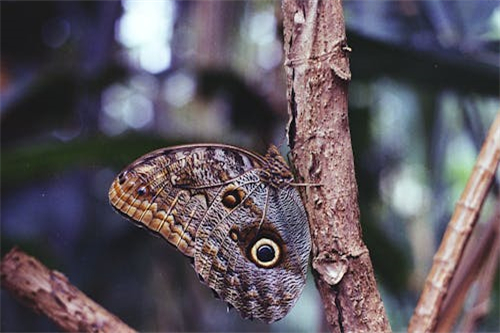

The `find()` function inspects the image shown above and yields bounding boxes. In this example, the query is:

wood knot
[312,252,348,286]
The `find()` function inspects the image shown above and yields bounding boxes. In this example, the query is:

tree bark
[281,1,391,332]
[1,247,136,333]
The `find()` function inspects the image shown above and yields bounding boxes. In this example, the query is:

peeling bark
[281,1,391,332]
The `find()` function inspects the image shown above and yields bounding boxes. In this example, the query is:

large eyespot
[222,186,245,209]
[249,237,281,268]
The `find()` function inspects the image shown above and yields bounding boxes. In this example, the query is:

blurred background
[1,1,499,332]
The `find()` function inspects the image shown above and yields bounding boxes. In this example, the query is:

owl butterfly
[108,144,311,323]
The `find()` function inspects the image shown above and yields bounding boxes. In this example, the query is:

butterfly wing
[195,176,310,322]
[109,144,264,257]
[108,144,311,323]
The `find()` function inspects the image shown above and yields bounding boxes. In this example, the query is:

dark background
[1,1,499,332]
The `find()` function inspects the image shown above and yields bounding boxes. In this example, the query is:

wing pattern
[109,144,311,323]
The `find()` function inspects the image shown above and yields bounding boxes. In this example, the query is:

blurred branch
[462,98,499,195]
[1,247,136,333]
[0,63,127,145]
[435,197,500,332]
[458,201,500,332]
[282,0,391,332]
[348,31,499,96]
[409,111,500,332]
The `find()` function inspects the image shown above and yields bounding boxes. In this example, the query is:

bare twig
[281,1,391,332]
[458,198,500,332]
[1,247,137,333]
[409,111,500,332]
[435,197,500,332]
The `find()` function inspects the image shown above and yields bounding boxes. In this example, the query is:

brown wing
[108,144,264,257]
[109,144,311,323]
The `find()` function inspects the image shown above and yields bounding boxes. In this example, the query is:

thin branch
[281,1,391,332]
[1,247,137,333]
[458,198,500,332]
[409,111,500,332]
[434,197,500,332]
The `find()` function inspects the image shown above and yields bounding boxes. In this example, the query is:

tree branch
[435,197,500,332]
[409,112,500,332]
[281,1,391,332]
[1,247,136,333]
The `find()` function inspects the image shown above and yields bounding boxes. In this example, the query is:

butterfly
[108,144,311,323]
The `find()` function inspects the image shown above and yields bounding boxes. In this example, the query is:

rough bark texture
[281,1,391,332]
[1,248,136,333]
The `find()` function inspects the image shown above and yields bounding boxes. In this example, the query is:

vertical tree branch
[281,1,391,332]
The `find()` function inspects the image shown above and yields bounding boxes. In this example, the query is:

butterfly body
[109,144,311,323]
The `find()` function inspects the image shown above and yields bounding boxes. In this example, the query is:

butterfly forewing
[109,145,263,254]
[108,144,311,323]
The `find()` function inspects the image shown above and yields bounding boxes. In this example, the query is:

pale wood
[459,219,500,333]
[1,247,137,333]
[435,198,500,332]
[281,0,391,332]
[409,111,500,332]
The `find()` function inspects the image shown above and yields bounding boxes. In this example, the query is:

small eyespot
[249,237,281,268]
[222,186,245,209]
[118,171,128,184]
[229,229,239,242]
[137,186,147,196]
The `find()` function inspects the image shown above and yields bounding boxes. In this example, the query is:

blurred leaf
[1,134,181,188]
